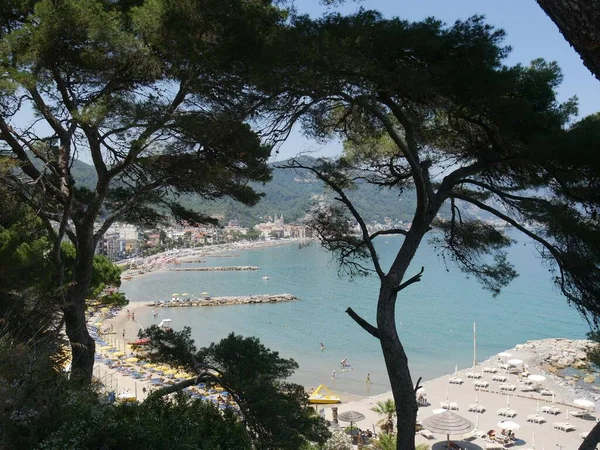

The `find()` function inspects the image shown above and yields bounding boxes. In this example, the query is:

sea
[121,233,589,398]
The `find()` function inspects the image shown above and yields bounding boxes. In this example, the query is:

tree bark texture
[579,420,600,450]
[63,226,97,384]
[378,222,432,450]
[536,0,600,81]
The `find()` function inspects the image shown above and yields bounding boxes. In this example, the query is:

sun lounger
[419,429,435,440]
[449,402,459,410]
[483,367,498,373]
[553,422,576,432]
[497,407,509,415]
[498,363,510,370]
[499,384,516,391]
[493,374,508,382]
[541,406,560,415]
[462,428,485,441]
[474,380,489,388]
[571,410,590,419]
[520,385,536,392]
[502,409,517,418]
[449,377,464,384]
[526,414,546,423]
[580,431,589,439]
[466,371,483,379]
[539,389,554,396]
[468,404,486,413]
[485,445,506,450]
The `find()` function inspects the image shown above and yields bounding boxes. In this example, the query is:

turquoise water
[121,235,589,397]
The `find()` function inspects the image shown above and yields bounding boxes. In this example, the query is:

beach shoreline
[88,300,599,447]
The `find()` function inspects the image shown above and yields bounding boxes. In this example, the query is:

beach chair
[553,421,576,432]
[483,367,498,373]
[485,444,506,450]
[449,377,464,385]
[571,410,590,419]
[449,402,459,410]
[497,407,509,416]
[526,414,546,423]
[419,429,434,440]
[541,405,561,415]
[493,374,507,382]
[503,409,517,418]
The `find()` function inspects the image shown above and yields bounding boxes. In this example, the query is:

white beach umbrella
[574,398,595,410]
[498,352,513,358]
[507,358,523,366]
[416,387,426,395]
[528,374,546,383]
[497,420,521,431]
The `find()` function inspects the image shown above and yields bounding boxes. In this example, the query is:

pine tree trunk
[536,0,600,81]
[378,222,431,450]
[579,420,600,450]
[63,227,97,384]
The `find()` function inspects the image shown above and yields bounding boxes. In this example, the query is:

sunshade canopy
[337,411,366,423]
[422,411,473,435]
[498,420,521,430]
[574,398,595,409]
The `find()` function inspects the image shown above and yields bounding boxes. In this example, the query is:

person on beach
[132,312,135,322]
[340,358,348,368]
[122,329,125,339]
[320,342,324,351]
[331,370,336,380]
[366,373,371,384]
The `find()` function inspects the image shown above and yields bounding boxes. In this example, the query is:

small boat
[262,276,270,280]
[308,384,341,404]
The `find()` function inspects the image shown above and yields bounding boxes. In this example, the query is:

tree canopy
[251,10,600,450]
[140,327,331,450]
[0,0,278,383]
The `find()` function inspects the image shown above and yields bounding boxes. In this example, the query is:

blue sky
[274,0,600,160]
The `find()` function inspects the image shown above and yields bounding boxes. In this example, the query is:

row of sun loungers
[496,407,517,418]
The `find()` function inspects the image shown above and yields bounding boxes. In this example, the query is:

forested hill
[72,157,423,226]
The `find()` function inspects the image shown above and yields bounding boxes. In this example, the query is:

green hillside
[70,157,420,226]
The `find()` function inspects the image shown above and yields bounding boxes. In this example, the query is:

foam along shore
[318,339,599,449]
[150,294,299,307]
[168,266,259,272]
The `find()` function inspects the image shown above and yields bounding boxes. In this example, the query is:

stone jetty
[149,293,298,308]
[169,266,259,272]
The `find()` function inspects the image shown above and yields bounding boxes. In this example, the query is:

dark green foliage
[98,292,128,307]
[140,327,331,450]
[37,394,252,450]
[586,331,600,370]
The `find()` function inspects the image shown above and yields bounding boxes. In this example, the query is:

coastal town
[2,1,599,450]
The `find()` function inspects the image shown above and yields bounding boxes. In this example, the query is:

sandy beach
[87,296,599,448]
[323,339,599,449]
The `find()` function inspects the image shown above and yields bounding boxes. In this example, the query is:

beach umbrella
[507,358,523,366]
[416,387,426,395]
[337,410,365,436]
[574,398,595,410]
[125,357,139,363]
[114,351,125,357]
[497,420,521,431]
[498,352,513,358]
[528,374,546,383]
[422,410,473,449]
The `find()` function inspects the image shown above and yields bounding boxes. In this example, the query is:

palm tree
[370,399,397,434]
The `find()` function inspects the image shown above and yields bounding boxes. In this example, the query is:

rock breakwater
[169,266,259,272]
[149,293,298,308]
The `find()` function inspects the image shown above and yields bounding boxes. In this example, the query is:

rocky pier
[149,293,298,308]
[169,266,259,272]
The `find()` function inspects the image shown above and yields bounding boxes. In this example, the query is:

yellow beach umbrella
[114,351,125,357]
[99,345,113,350]
[125,357,139,363]
[156,365,171,371]
[146,363,158,368]
[164,368,177,375]
[174,372,189,379]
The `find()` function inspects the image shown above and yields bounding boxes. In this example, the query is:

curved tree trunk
[579,420,600,450]
[63,226,97,384]
[536,0,600,81]
[378,222,431,450]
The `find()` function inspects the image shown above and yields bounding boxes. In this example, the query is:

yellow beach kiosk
[308,384,341,404]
